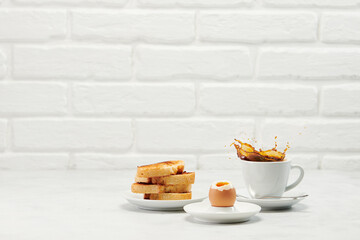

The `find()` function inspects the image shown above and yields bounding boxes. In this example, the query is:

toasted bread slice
[135,172,195,185]
[131,183,192,194]
[151,172,195,185]
[136,160,184,178]
[135,176,151,183]
[132,183,163,194]
[145,192,192,200]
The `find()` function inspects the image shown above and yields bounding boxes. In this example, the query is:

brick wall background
[0,0,360,171]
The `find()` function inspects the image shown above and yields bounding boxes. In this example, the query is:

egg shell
[209,188,236,207]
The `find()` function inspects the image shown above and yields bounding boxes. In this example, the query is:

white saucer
[122,191,207,211]
[236,189,308,210]
[184,200,261,223]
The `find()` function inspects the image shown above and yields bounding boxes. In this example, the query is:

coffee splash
[231,138,289,162]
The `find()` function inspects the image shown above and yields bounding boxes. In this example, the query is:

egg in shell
[209,181,236,207]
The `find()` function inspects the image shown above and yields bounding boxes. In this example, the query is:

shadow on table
[119,203,185,214]
[184,215,262,225]
[260,203,309,213]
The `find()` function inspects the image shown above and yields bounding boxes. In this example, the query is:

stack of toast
[131,160,195,200]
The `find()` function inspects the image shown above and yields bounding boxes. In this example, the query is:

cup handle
[285,165,304,192]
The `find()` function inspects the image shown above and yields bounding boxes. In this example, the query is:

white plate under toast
[184,200,261,223]
[122,191,207,211]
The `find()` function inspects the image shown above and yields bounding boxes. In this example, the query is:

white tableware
[237,193,308,200]
[184,200,261,223]
[241,160,304,198]
[122,191,206,211]
[236,189,308,210]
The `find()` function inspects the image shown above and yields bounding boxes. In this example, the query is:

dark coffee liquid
[231,139,289,162]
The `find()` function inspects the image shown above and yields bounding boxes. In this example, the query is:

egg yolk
[216,182,229,187]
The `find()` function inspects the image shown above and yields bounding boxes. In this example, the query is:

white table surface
[1,170,359,240]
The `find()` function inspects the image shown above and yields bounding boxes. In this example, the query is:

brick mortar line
[194,9,200,45]
[68,152,75,169]
[65,8,74,121]
[128,119,137,154]
[5,44,14,154]
[131,43,137,82]
[317,11,322,42]
[8,42,360,48]
[8,44,14,81]
[3,116,360,120]
[66,9,72,42]
[4,79,360,84]
[5,119,12,153]
[10,150,358,155]
[67,83,73,116]
[3,151,360,155]
[4,80,360,84]
[318,154,323,170]
[5,79,360,84]
[317,85,322,117]
[2,4,360,10]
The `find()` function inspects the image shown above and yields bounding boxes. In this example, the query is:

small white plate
[122,191,207,211]
[184,201,261,223]
[236,189,308,210]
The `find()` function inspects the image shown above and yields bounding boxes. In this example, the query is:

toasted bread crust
[147,192,192,200]
[131,183,163,194]
[152,172,195,185]
[131,183,192,194]
[135,172,195,185]
[136,160,184,178]
[135,176,151,183]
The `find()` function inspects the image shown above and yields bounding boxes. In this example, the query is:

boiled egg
[209,181,236,207]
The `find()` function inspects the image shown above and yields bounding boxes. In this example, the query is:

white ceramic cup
[240,160,304,199]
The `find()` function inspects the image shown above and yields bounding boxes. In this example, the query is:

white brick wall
[199,12,317,43]
[0,83,67,115]
[73,83,195,116]
[0,0,360,171]
[199,84,317,116]
[258,48,360,80]
[138,0,253,8]
[136,46,251,80]
[261,119,360,151]
[0,10,66,41]
[14,0,128,6]
[14,46,132,80]
[136,119,255,153]
[74,154,197,170]
[13,119,133,151]
[321,13,360,43]
[0,153,69,170]
[72,11,195,43]
[321,84,360,116]
[263,0,360,7]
